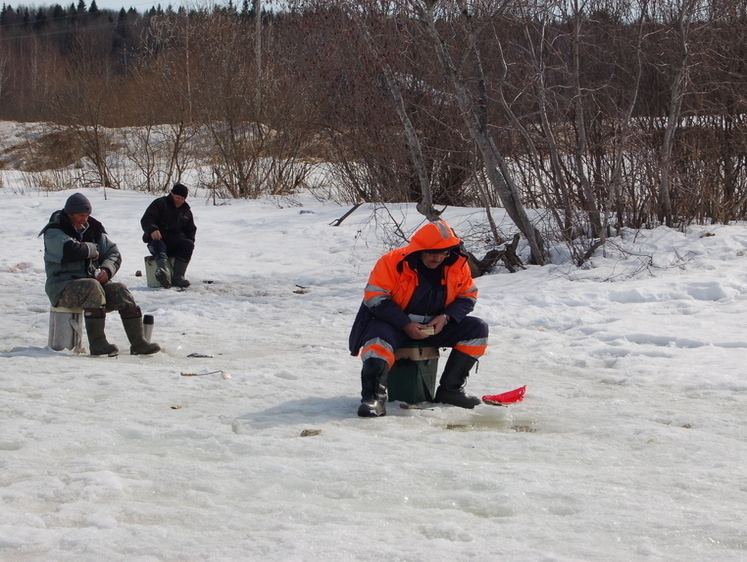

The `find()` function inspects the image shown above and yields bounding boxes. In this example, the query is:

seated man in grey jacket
[40,193,160,356]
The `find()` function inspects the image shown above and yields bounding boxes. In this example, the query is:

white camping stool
[144,256,174,288]
[48,306,85,353]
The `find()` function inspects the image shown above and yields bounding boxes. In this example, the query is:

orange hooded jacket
[362,220,477,316]
[349,220,479,358]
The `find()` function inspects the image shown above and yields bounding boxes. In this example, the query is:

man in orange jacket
[349,220,489,417]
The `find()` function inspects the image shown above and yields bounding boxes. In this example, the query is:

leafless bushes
[1,0,746,264]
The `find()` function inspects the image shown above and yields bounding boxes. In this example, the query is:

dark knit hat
[171,183,188,198]
[64,193,92,215]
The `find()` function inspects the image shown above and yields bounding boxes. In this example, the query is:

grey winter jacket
[39,210,122,306]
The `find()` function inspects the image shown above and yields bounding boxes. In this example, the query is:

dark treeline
[1,0,746,264]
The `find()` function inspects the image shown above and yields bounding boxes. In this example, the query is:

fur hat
[64,193,92,215]
[171,183,188,198]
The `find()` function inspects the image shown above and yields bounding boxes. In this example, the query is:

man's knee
[461,316,489,338]
[148,240,167,256]
[174,239,194,261]
[103,282,137,311]
[58,279,106,309]
[359,321,406,356]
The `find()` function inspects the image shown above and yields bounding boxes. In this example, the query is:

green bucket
[388,344,439,404]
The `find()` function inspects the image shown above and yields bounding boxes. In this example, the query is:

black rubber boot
[358,358,389,417]
[434,350,481,408]
[172,257,191,288]
[84,309,119,356]
[120,307,161,355]
[155,253,172,289]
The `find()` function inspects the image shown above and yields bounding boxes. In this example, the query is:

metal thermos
[143,314,154,342]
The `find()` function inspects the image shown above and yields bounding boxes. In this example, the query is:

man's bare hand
[403,322,429,340]
[151,230,162,241]
[428,314,449,335]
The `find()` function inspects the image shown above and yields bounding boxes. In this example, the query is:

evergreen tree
[51,4,66,22]
[0,5,12,26]
[33,7,46,30]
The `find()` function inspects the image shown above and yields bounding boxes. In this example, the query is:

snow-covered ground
[1,186,746,560]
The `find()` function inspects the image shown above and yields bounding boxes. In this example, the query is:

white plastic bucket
[48,306,84,353]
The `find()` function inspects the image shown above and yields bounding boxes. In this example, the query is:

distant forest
[1,0,746,261]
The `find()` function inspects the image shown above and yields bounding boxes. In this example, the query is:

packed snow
[1,186,746,560]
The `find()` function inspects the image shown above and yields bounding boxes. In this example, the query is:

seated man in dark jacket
[40,193,161,356]
[349,220,489,417]
[140,183,197,289]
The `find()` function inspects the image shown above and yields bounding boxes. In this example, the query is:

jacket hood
[404,220,461,254]
[39,210,105,238]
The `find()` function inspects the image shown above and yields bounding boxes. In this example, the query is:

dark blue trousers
[148,238,194,261]
[359,316,489,366]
